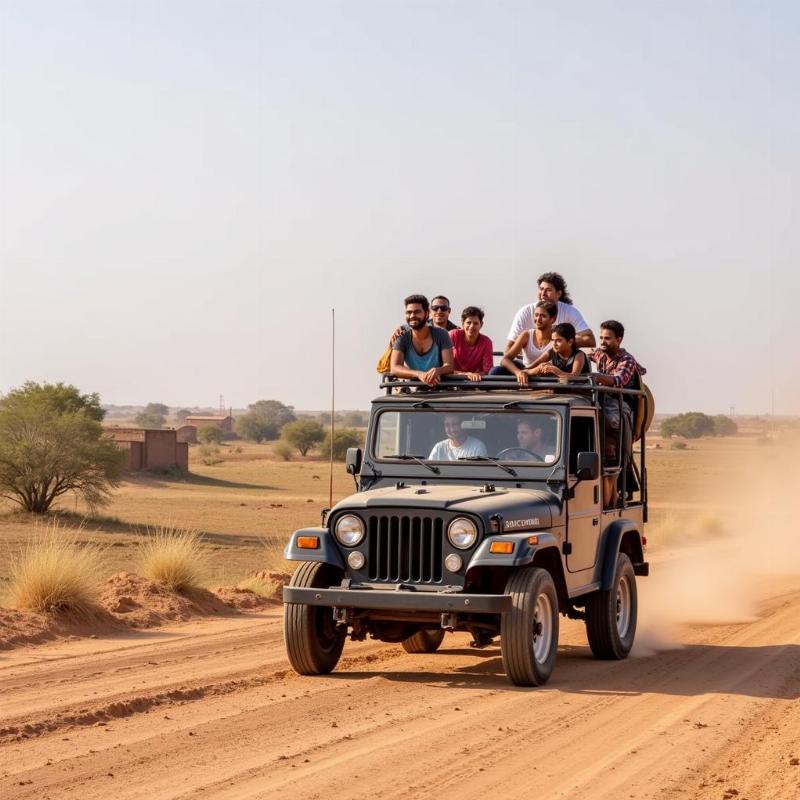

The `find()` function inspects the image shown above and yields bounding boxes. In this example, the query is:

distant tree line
[660,412,738,439]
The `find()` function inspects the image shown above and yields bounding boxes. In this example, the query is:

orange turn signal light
[527,535,539,546]
[489,541,514,555]
[297,536,320,549]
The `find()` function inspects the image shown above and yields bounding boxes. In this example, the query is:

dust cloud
[633,433,800,656]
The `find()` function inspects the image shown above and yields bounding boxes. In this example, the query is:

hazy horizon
[2,2,798,416]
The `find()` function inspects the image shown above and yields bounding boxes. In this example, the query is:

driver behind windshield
[428,414,488,461]
[514,418,556,462]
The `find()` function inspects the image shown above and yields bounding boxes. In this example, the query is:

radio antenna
[329,308,335,509]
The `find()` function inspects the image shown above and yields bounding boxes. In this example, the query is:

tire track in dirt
[1,586,798,800]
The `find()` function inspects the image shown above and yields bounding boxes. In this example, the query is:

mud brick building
[183,414,235,438]
[104,427,189,472]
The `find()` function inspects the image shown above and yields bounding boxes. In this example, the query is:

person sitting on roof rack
[591,319,647,507]
[429,294,458,331]
[450,306,494,382]
[428,413,488,461]
[505,272,596,360]
[492,300,557,378]
[516,323,590,384]
[390,294,455,387]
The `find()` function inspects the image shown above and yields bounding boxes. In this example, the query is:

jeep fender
[600,519,644,590]
[283,528,345,570]
[467,532,560,570]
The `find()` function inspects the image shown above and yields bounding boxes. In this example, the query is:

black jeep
[283,375,651,686]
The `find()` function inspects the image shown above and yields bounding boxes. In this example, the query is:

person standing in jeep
[591,319,647,507]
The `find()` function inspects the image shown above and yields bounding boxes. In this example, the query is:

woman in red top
[449,306,494,381]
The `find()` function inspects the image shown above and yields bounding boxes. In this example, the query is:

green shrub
[198,425,225,444]
[272,441,293,461]
[322,427,363,461]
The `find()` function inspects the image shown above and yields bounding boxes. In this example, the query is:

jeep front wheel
[284,561,346,675]
[500,567,559,686]
[585,552,637,659]
[402,628,445,654]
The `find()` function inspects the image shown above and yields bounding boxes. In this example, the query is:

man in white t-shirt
[428,414,488,461]
[505,272,596,366]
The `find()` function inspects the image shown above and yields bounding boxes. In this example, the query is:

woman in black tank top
[524,322,589,378]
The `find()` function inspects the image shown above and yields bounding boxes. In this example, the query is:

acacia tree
[281,419,325,456]
[0,382,126,513]
[235,400,295,442]
[134,402,168,429]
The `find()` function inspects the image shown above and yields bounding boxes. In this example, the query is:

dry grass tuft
[6,523,105,615]
[260,535,292,573]
[236,575,277,596]
[138,525,205,592]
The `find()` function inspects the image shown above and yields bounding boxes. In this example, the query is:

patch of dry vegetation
[6,523,105,615]
[138,525,205,592]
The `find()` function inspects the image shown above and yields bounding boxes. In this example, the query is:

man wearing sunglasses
[429,295,458,331]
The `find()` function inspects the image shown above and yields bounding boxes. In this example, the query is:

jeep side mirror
[345,447,362,475]
[575,451,600,481]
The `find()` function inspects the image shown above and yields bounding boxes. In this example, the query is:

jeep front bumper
[283,586,512,614]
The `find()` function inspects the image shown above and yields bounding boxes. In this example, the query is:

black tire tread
[500,567,559,687]
[585,552,637,660]
[284,561,345,675]
[402,628,445,654]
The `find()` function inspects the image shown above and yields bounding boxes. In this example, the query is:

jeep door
[565,410,601,572]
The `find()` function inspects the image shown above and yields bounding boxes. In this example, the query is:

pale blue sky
[1,1,797,414]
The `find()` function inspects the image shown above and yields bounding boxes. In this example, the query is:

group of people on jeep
[384,272,647,507]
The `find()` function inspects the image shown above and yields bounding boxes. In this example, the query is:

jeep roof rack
[379,374,645,399]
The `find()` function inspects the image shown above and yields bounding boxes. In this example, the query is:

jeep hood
[331,484,560,529]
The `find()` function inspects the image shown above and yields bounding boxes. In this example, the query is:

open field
[1,430,799,799]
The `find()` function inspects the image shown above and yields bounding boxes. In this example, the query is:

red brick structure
[184,414,235,437]
[175,425,197,444]
[104,428,189,472]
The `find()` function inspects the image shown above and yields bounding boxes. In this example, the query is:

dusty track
[2,577,799,800]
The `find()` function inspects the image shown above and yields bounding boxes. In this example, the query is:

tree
[235,400,295,442]
[340,410,369,427]
[322,427,363,461]
[660,412,715,439]
[281,419,325,456]
[134,402,168,429]
[175,408,192,424]
[712,415,738,436]
[0,382,126,513]
[198,424,225,444]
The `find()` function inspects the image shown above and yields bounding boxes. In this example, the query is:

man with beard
[591,320,647,507]
[390,295,455,387]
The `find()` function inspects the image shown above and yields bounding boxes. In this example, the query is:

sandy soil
[1,565,798,800]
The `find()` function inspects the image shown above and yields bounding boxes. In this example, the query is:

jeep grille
[367,515,444,583]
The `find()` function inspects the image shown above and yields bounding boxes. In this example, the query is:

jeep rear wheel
[585,552,637,659]
[402,628,445,654]
[284,562,346,675]
[501,567,559,686]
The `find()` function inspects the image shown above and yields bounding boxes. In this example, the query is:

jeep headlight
[334,514,365,547]
[447,517,478,550]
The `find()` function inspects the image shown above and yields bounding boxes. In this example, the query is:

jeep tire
[402,628,445,654]
[501,567,559,686]
[585,552,637,659]
[284,561,346,674]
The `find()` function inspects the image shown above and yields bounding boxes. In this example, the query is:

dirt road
[2,572,798,800]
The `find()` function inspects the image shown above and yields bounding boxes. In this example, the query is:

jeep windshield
[373,409,561,465]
